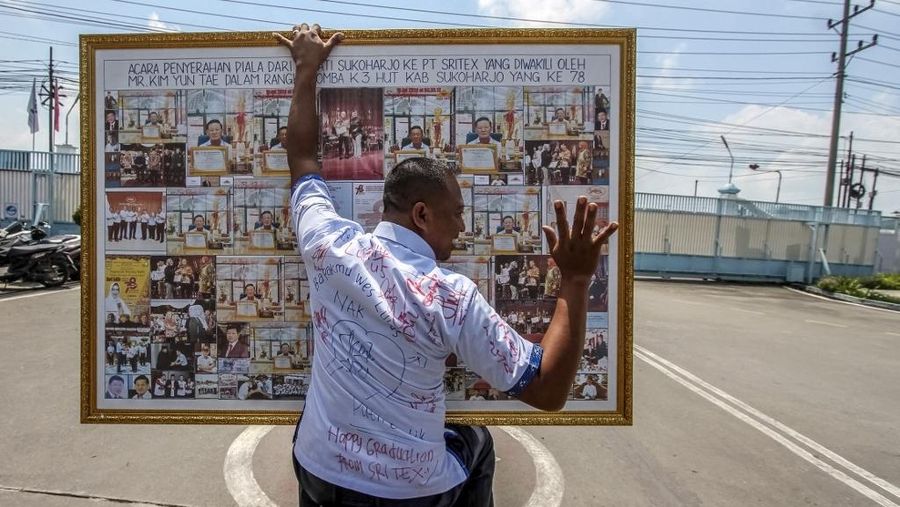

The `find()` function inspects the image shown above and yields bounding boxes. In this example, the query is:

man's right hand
[542,197,618,280]
[274,23,343,76]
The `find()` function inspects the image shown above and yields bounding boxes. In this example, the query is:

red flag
[53,82,60,132]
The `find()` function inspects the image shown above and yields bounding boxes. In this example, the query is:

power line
[13,0,228,31]
[590,0,825,20]
[309,0,841,35]
[856,56,900,69]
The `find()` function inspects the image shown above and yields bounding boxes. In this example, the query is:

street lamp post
[749,163,783,203]
[720,135,734,184]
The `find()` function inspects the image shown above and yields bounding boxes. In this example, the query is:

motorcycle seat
[7,243,61,256]
[42,235,80,244]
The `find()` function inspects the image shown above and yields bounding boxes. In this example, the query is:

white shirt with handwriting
[291,175,542,499]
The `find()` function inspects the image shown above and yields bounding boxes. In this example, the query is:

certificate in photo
[459,145,498,173]
[190,146,228,175]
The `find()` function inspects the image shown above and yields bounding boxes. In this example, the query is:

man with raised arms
[278,23,617,505]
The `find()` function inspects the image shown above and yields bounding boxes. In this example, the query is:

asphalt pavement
[0,281,897,506]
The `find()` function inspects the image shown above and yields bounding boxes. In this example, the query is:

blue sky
[1,0,898,213]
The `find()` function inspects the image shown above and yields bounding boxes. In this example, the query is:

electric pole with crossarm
[823,0,877,207]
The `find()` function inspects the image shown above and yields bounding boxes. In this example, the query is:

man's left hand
[274,23,343,74]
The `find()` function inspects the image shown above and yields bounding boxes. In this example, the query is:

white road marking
[224,425,277,507]
[784,287,900,315]
[0,285,78,302]
[636,344,900,505]
[805,319,849,328]
[498,426,565,507]
[224,425,560,507]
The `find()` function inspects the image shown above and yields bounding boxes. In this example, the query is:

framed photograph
[81,28,635,426]
[189,146,228,175]
[262,150,290,173]
[458,144,498,173]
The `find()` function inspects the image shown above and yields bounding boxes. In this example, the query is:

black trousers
[293,424,495,507]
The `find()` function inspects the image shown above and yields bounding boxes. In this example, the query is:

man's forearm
[287,67,320,182]
[518,275,589,411]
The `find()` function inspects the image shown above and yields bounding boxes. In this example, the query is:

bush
[817,275,900,304]
[72,206,82,226]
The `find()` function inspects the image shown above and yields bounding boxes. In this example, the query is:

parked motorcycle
[49,234,81,280]
[0,241,74,287]
[0,220,43,262]
[0,220,80,286]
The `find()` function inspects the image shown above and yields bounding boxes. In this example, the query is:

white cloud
[647,43,692,91]
[477,0,610,24]
[636,104,900,212]
[148,11,179,32]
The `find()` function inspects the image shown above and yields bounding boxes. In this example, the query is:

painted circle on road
[224,424,565,507]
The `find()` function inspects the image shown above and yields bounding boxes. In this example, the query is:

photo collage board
[86,33,632,424]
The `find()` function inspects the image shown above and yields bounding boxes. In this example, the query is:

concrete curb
[800,285,900,312]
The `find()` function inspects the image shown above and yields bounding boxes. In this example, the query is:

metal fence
[0,149,81,224]
[636,192,883,227]
[0,149,80,174]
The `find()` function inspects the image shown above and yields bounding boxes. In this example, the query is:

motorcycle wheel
[40,258,69,287]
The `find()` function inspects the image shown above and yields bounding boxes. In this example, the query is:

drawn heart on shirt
[324,319,406,401]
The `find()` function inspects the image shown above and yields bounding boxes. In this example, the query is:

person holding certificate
[400,125,432,157]
[199,119,232,168]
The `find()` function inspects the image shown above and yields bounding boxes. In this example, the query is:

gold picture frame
[80,28,636,426]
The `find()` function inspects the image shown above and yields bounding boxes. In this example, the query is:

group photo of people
[319,88,385,179]
[273,374,311,400]
[524,140,594,185]
[105,191,166,253]
[149,299,215,343]
[493,254,559,301]
[116,143,187,187]
[494,300,554,343]
[149,371,196,399]
[149,255,216,301]
[581,329,609,373]
[104,332,151,375]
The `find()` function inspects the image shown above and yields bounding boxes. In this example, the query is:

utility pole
[824,0,877,207]
[868,168,879,210]
[845,153,857,207]
[854,155,867,209]
[839,131,853,207]
[38,47,62,226]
